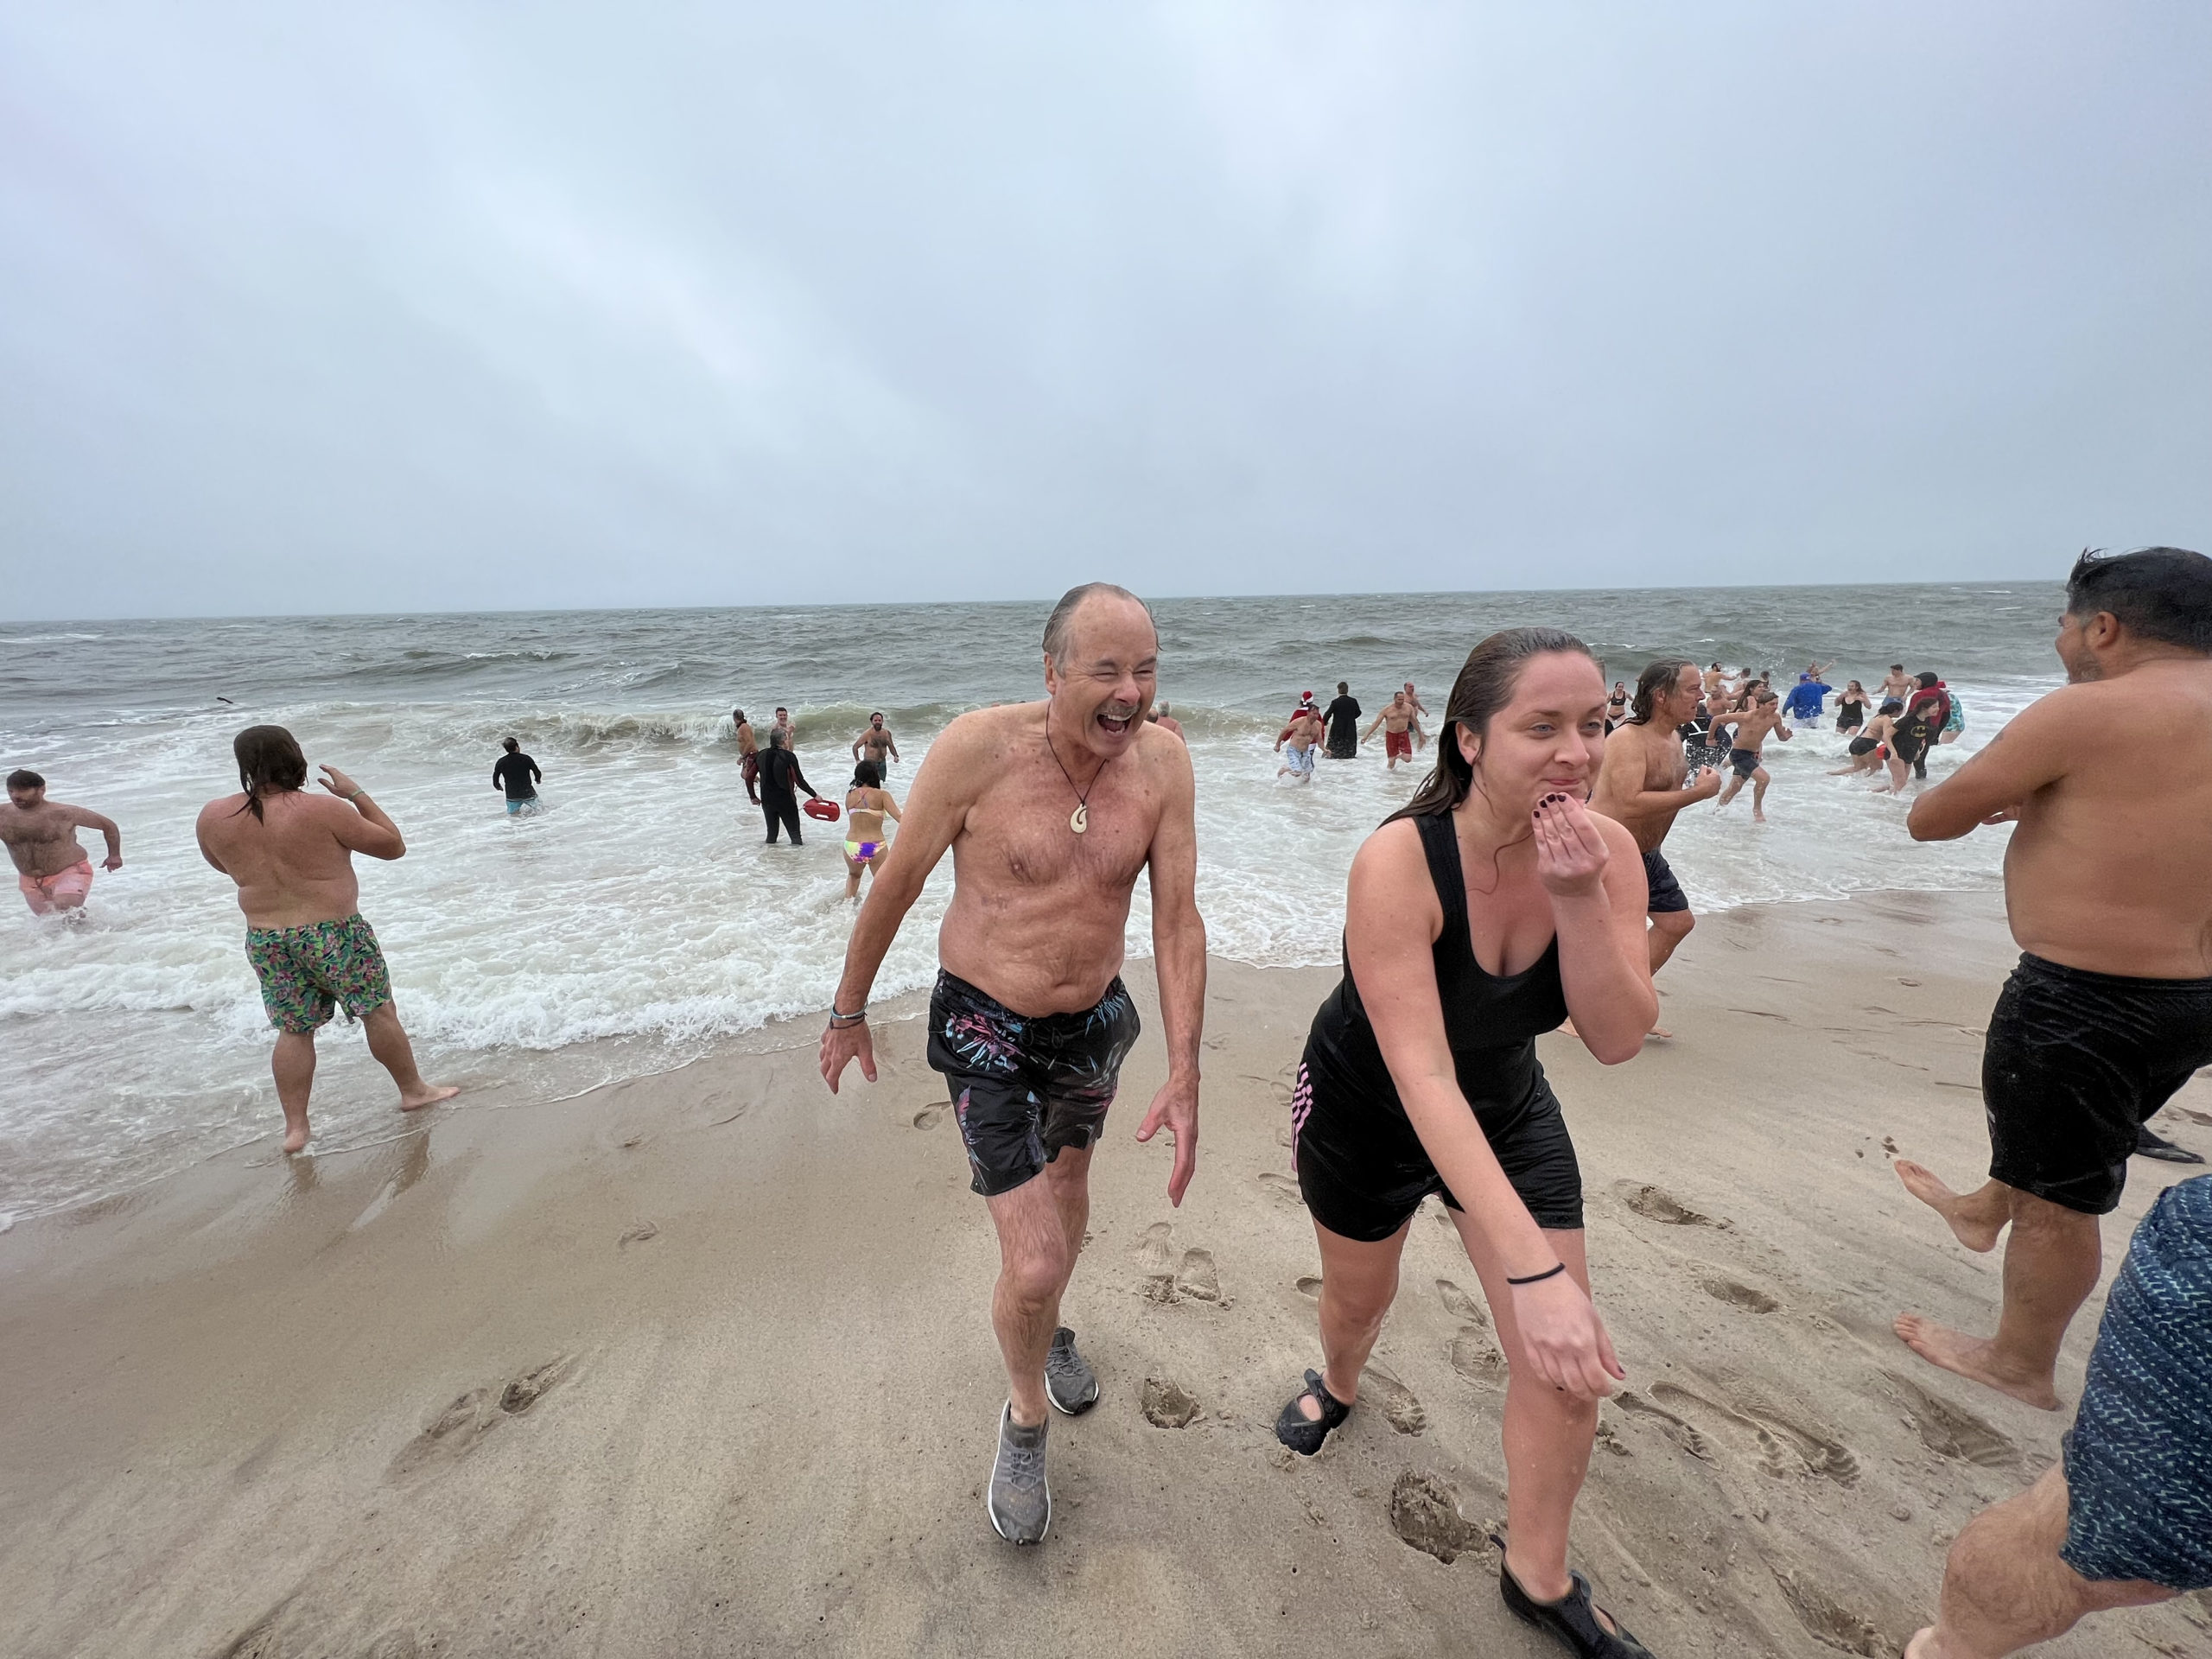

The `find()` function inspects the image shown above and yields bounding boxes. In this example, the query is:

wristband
[1506,1262,1567,1287]
[829,1005,867,1029]
[346,788,365,802]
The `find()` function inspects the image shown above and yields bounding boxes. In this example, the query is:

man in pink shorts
[2,768,122,915]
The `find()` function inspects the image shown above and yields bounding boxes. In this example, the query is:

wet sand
[3,889,2209,1659]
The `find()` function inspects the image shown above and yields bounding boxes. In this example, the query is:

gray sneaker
[1044,1325,1099,1415]
[988,1402,1051,1545]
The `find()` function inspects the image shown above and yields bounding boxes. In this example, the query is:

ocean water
[0,583,2063,1219]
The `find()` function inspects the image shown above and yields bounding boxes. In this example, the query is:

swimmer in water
[842,760,902,901]
[1713,690,1792,822]
[1830,700,1902,777]
[1274,704,1322,785]
[3,768,122,916]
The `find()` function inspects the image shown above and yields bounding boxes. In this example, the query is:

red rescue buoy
[803,798,841,823]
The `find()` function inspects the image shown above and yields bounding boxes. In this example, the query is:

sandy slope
[3,889,2209,1659]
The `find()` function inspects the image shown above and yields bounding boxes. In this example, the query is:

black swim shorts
[926,969,1141,1198]
[1728,747,1759,779]
[1983,954,2212,1215]
[1290,1058,1584,1240]
[1641,847,1690,916]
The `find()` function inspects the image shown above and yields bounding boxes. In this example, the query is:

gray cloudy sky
[3,3,2206,620]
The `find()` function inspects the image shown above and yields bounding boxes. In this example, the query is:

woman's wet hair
[2067,547,2212,654]
[232,725,308,822]
[1879,698,1905,715]
[1629,657,1696,724]
[853,760,880,788]
[1389,627,1599,823]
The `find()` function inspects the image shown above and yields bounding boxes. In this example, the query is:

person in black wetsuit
[756,726,821,844]
[1323,680,1361,759]
[492,737,541,815]
[1275,627,1660,1658]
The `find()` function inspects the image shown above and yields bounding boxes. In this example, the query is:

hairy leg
[1907,1465,2172,1656]
[1896,1191,2099,1411]
[1751,769,1770,822]
[1451,1215,1607,1613]
[271,1030,317,1153]
[361,1002,461,1112]
[985,1154,1090,1427]
[1297,1219,1411,1417]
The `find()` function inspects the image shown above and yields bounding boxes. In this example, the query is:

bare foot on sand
[1894,1160,2002,1252]
[283,1124,310,1154]
[1892,1313,2062,1411]
[401,1084,461,1113]
[1644,1026,1673,1042]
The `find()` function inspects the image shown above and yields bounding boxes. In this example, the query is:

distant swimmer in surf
[1713,690,1791,823]
[1605,681,1628,733]
[492,737,542,815]
[1891,547,2212,1413]
[1365,690,1425,771]
[194,726,457,1154]
[1147,702,1185,741]
[1880,664,1915,702]
[852,712,900,776]
[734,709,760,804]
[1323,682,1360,759]
[1589,658,1722,1041]
[842,760,902,900]
[3,768,122,917]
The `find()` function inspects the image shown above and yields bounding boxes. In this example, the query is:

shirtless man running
[196,725,458,1153]
[1590,659,1722,1039]
[3,769,122,915]
[1713,690,1791,822]
[818,582,1206,1548]
[1365,690,1425,771]
[1893,547,2212,1412]
[851,712,900,775]
[1275,704,1323,784]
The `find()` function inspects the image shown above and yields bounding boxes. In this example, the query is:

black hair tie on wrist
[1506,1262,1568,1287]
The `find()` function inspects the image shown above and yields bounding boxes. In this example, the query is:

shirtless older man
[818,582,1205,1548]
[850,712,899,774]
[1899,552,2212,1657]
[3,769,121,914]
[1590,659,1722,1038]
[196,725,457,1154]
[1892,548,2212,1413]
[1364,690,1425,770]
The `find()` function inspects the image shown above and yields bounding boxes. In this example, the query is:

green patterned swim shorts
[245,913,394,1033]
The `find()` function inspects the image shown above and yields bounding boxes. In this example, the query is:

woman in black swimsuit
[1604,681,1628,734]
[1277,628,1659,1658]
[1834,679,1868,732]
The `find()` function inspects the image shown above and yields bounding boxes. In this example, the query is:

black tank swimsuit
[1290,810,1584,1241]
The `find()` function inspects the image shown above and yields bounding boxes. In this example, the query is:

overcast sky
[2,3,2206,620]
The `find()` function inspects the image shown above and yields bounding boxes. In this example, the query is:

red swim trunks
[1385,729,1412,760]
[18,859,93,915]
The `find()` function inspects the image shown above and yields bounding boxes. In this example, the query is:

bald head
[1041,582,1156,669]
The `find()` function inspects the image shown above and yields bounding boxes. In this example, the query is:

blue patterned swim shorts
[2061,1173,2212,1589]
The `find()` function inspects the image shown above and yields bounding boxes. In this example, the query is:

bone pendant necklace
[1045,726,1104,836]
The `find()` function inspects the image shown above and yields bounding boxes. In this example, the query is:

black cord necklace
[1044,722,1107,835]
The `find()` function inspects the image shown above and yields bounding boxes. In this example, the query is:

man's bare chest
[0,811,67,848]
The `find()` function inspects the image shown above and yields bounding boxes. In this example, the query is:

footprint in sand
[1613,1179,1727,1229]
[1435,1278,1489,1327]
[1174,1249,1222,1304]
[1883,1372,2019,1469]
[617,1222,659,1249]
[388,1387,501,1478]
[1274,1124,1294,1149]
[1256,1172,1305,1209]
[1388,1471,1480,1563]
[1141,1376,1201,1428]
[1362,1366,1427,1434]
[1295,1275,1324,1300]
[912,1102,947,1131]
[1771,1569,1889,1657]
[1448,1329,1508,1384]
[1650,1381,1859,1485]
[1135,1221,1179,1301]
[499,1355,575,1415]
[1700,1276,1779,1313]
[1614,1390,1713,1462]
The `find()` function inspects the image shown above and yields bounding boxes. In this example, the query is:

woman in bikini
[842,760,902,901]
[1830,698,1901,778]
[1275,627,1660,1657]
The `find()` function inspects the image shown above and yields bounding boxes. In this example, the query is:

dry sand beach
[4,890,2209,1659]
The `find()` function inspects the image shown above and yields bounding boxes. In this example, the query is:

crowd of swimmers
[6,551,2211,1658]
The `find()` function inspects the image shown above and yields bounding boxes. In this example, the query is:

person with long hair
[1276,628,1659,1656]
[842,760,901,900]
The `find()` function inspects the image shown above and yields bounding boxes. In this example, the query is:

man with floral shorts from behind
[196,725,457,1153]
